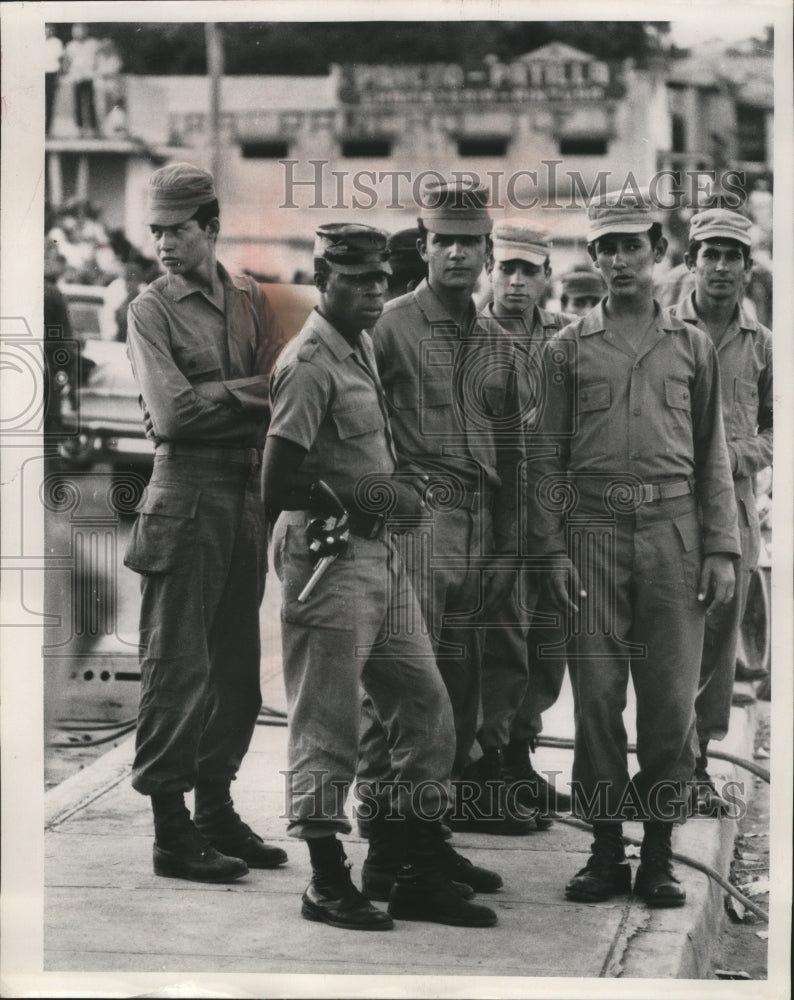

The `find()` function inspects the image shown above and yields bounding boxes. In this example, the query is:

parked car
[57,280,317,474]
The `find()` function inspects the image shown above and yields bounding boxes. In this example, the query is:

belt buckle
[637,483,655,504]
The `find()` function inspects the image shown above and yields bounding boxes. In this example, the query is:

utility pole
[205,23,224,192]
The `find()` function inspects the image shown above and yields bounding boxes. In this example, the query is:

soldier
[125,162,288,882]
[263,223,501,931]
[670,209,773,816]
[478,221,575,817]
[559,267,605,317]
[361,181,533,835]
[529,190,740,907]
[384,226,427,301]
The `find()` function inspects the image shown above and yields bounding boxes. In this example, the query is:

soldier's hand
[305,511,350,563]
[545,557,586,615]
[698,554,736,613]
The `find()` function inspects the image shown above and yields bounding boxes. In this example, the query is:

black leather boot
[301,836,393,930]
[447,749,538,835]
[387,819,498,927]
[361,814,474,902]
[151,792,249,883]
[564,822,632,903]
[689,743,731,818]
[634,822,686,907]
[503,738,571,815]
[194,779,288,868]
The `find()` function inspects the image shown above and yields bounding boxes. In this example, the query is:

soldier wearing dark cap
[263,222,502,931]
[478,220,576,818]
[359,181,533,835]
[385,227,427,301]
[528,190,740,907]
[125,161,288,882]
[559,268,605,317]
[670,209,773,816]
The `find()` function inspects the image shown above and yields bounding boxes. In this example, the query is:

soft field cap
[146,162,217,226]
[419,180,492,236]
[587,188,658,242]
[689,209,752,247]
[492,220,552,266]
[561,268,605,296]
[313,223,392,275]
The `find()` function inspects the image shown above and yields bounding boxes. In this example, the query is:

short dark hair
[586,223,664,261]
[190,199,220,230]
[687,237,751,266]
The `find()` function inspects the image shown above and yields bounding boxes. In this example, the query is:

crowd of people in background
[46,22,126,138]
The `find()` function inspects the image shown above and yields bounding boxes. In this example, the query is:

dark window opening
[341,139,392,157]
[457,138,509,157]
[671,114,687,153]
[559,137,608,156]
[241,141,290,159]
[736,105,767,163]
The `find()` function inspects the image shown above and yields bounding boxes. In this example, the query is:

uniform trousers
[566,493,707,823]
[273,511,455,839]
[696,478,760,743]
[480,571,567,749]
[126,454,266,796]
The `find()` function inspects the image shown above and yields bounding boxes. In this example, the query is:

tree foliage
[51,21,672,75]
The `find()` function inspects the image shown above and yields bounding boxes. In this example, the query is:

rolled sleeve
[268,360,331,452]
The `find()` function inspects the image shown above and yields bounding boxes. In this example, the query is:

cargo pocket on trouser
[672,513,703,596]
[124,483,200,575]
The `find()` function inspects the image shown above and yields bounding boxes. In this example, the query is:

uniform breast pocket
[124,484,200,575]
[578,378,611,413]
[177,344,222,383]
[332,405,385,439]
[664,377,692,411]
[731,377,759,437]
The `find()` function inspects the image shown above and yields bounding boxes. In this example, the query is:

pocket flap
[391,380,416,410]
[333,406,385,439]
[579,379,611,413]
[137,484,200,518]
[665,378,691,410]
[673,516,701,552]
[182,345,221,379]
[734,377,758,404]
[421,378,455,408]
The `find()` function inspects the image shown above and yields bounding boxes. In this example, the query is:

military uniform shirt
[530,301,741,558]
[372,279,523,552]
[127,263,286,446]
[671,293,773,481]
[268,308,396,499]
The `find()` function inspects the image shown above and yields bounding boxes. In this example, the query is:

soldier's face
[150,218,216,279]
[420,233,487,292]
[322,269,388,333]
[489,258,547,315]
[593,231,664,300]
[687,238,750,304]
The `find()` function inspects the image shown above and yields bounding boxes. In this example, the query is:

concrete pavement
[42,633,763,992]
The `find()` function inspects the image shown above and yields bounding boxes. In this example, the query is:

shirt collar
[678,291,757,335]
[164,261,251,303]
[304,308,357,362]
[414,278,477,328]
[579,298,688,336]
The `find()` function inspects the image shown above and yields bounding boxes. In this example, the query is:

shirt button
[633,363,641,370]
[631,452,641,459]
[633,408,641,416]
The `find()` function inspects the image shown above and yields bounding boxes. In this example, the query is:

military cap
[586,187,659,243]
[313,223,392,275]
[419,180,492,236]
[386,228,423,266]
[145,162,217,226]
[492,220,552,266]
[689,208,753,247]
[561,268,604,297]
